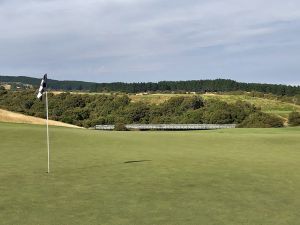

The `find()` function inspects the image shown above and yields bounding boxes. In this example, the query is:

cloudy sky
[0,0,300,84]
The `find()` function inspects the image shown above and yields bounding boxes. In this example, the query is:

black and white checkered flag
[37,74,47,100]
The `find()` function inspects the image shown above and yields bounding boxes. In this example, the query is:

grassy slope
[0,109,80,128]
[130,93,300,120]
[202,94,300,119]
[51,91,299,121]
[0,122,300,225]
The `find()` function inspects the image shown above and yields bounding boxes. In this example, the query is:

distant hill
[0,75,95,91]
[0,75,299,96]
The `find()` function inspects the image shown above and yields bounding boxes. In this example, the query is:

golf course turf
[0,122,300,224]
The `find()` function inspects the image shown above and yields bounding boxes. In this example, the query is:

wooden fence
[95,124,236,130]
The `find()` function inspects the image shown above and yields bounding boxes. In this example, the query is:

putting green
[0,122,299,225]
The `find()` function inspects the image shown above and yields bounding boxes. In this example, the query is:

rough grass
[49,91,300,120]
[129,93,300,120]
[0,109,79,128]
[0,122,300,225]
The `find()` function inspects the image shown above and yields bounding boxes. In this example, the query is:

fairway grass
[0,122,300,225]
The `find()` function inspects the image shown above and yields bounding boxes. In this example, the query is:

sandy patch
[0,108,80,128]
[1,84,11,90]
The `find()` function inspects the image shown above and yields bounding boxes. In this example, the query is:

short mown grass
[0,122,300,224]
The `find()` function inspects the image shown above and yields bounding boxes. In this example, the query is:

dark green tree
[288,112,300,126]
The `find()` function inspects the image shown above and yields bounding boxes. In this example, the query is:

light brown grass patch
[0,109,80,128]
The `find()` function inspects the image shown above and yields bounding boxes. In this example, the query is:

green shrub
[114,123,128,131]
[238,112,284,128]
[0,90,285,128]
[288,112,300,126]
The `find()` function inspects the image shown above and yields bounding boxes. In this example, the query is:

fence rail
[95,124,236,130]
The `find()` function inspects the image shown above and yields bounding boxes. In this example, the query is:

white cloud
[0,0,300,83]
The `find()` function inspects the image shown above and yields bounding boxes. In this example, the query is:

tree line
[1,76,299,96]
[0,89,285,128]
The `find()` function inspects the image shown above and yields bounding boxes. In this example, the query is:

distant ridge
[0,75,299,96]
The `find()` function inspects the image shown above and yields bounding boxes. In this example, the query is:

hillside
[130,93,300,121]
[1,88,298,128]
[1,75,299,95]
[0,109,79,128]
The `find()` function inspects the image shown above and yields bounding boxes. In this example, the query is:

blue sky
[0,0,299,85]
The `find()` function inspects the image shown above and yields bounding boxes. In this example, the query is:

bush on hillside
[114,123,128,131]
[0,90,285,128]
[238,112,284,128]
[288,112,300,126]
[0,89,7,96]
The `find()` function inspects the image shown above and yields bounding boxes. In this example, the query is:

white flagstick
[45,91,50,173]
